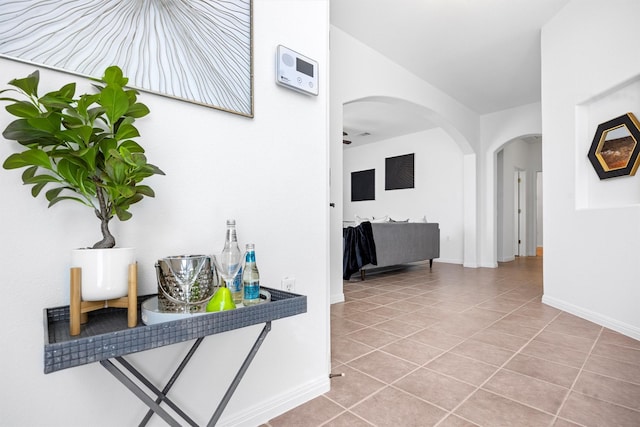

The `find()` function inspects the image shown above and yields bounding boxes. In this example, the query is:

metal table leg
[100,359,182,427]
[207,321,271,427]
[100,321,272,427]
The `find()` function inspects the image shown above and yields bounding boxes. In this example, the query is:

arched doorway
[495,135,542,261]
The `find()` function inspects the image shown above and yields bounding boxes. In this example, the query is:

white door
[514,170,526,257]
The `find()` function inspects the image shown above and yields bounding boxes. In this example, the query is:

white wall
[542,0,640,339]
[343,129,464,264]
[0,1,330,425]
[479,102,542,267]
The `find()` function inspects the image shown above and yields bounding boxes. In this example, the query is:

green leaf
[126,102,150,118]
[31,181,47,197]
[115,208,133,221]
[9,71,39,97]
[116,184,135,198]
[115,123,139,141]
[119,140,144,153]
[99,85,129,127]
[58,125,94,146]
[40,83,75,110]
[77,145,98,171]
[27,115,61,134]
[2,150,51,170]
[45,187,64,201]
[99,139,117,159]
[102,66,128,87]
[21,165,37,181]
[48,195,86,208]
[23,173,59,185]
[56,158,79,186]
[136,185,155,197]
[2,119,55,143]
[5,101,40,118]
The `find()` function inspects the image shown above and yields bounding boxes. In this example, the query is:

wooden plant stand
[69,263,138,336]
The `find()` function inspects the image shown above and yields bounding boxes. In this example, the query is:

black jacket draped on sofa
[342,221,377,280]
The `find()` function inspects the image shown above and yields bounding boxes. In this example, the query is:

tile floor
[267,257,640,427]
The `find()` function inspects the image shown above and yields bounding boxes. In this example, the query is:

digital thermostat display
[276,45,318,96]
[297,58,314,77]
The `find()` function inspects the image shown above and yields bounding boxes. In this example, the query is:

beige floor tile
[436,415,480,426]
[379,337,444,366]
[598,328,640,350]
[451,339,515,367]
[346,327,401,348]
[552,418,583,427]
[392,309,441,328]
[347,350,418,384]
[583,354,640,385]
[483,369,569,414]
[322,411,373,427]
[331,335,374,364]
[545,316,602,341]
[341,300,382,313]
[512,301,562,321]
[573,370,640,411]
[533,329,597,354]
[476,296,526,313]
[521,339,589,368]
[385,300,428,313]
[408,294,440,306]
[408,328,466,350]
[361,294,404,306]
[504,353,580,388]
[275,259,640,426]
[427,317,488,339]
[351,386,447,427]
[591,340,640,366]
[372,318,424,337]
[364,305,405,319]
[324,365,385,408]
[393,367,476,410]
[331,317,366,336]
[269,396,344,427]
[559,391,640,426]
[425,352,498,386]
[342,310,389,326]
[468,329,529,352]
[455,389,554,427]
[486,318,542,339]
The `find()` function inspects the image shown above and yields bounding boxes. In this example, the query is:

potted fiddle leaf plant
[0,65,164,301]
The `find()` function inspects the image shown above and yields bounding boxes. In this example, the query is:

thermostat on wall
[276,45,318,96]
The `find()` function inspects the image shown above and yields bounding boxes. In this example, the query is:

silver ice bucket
[155,255,218,313]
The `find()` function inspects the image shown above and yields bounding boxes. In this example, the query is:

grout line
[551,325,604,425]
[430,296,564,426]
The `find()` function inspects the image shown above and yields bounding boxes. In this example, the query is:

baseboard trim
[217,375,330,427]
[331,292,345,304]
[542,294,640,341]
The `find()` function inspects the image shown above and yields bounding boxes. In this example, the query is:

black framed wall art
[385,153,415,190]
[351,169,375,201]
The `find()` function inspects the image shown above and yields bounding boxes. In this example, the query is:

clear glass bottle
[221,219,243,304]
[242,243,261,306]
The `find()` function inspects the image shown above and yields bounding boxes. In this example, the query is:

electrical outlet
[281,277,295,292]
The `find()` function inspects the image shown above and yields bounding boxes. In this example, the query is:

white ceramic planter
[71,247,135,301]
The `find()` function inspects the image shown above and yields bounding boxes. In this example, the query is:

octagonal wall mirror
[588,112,640,179]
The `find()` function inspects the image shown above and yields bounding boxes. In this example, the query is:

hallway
[268,258,640,426]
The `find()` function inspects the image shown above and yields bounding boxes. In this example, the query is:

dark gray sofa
[360,222,440,279]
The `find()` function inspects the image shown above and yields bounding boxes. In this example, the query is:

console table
[44,287,307,426]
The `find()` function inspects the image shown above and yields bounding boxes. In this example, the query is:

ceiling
[332,0,571,147]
